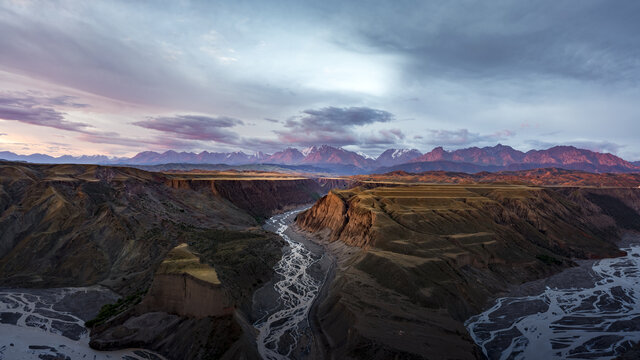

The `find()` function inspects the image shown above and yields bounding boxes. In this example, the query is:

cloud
[76,131,193,149]
[363,128,405,145]
[0,91,193,152]
[292,107,394,129]
[343,1,640,84]
[274,106,395,147]
[0,133,6,136]
[133,115,243,144]
[426,129,515,147]
[0,92,92,132]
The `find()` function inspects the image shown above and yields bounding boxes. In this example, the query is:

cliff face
[166,177,350,220]
[90,244,242,359]
[297,184,640,359]
[137,274,232,317]
[297,191,374,248]
[136,243,233,318]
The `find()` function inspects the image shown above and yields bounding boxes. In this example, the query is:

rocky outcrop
[297,191,375,248]
[136,244,233,318]
[137,274,232,318]
[314,177,355,191]
[298,184,640,359]
[89,230,283,360]
[0,161,350,290]
[90,244,243,359]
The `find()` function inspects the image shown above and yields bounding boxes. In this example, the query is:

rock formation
[297,184,640,359]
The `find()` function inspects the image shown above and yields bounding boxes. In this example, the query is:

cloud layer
[133,115,244,144]
[0,1,639,159]
[0,93,91,132]
[274,107,395,147]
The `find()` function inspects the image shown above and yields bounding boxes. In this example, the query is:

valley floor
[0,287,163,360]
[467,233,640,359]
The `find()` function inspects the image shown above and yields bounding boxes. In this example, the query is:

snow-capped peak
[301,146,316,156]
[357,151,375,160]
[392,149,412,159]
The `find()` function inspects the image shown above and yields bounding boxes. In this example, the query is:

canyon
[0,161,346,359]
[1,159,640,359]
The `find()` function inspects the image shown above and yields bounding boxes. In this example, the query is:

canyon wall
[166,177,351,220]
[297,184,640,359]
[1,161,344,359]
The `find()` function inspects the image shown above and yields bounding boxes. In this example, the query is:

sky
[0,0,639,159]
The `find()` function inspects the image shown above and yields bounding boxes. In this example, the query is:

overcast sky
[1,0,639,159]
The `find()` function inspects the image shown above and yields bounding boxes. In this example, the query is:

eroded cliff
[0,161,337,359]
[90,243,243,359]
[297,184,640,359]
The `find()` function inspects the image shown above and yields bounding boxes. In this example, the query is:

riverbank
[0,286,164,360]
[293,224,363,359]
[251,208,335,359]
[466,232,640,359]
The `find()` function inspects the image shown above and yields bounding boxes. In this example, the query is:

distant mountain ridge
[1,144,639,174]
[375,148,422,167]
[0,151,122,164]
[413,144,636,168]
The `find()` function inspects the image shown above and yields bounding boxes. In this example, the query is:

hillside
[297,184,640,359]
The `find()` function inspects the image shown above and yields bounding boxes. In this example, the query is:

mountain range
[1,144,639,174]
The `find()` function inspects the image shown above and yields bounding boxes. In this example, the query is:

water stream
[254,208,326,360]
[466,243,640,360]
[0,286,164,360]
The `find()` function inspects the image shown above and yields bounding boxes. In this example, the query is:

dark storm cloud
[284,107,394,130]
[340,1,640,83]
[0,93,92,132]
[274,107,395,147]
[133,115,244,144]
